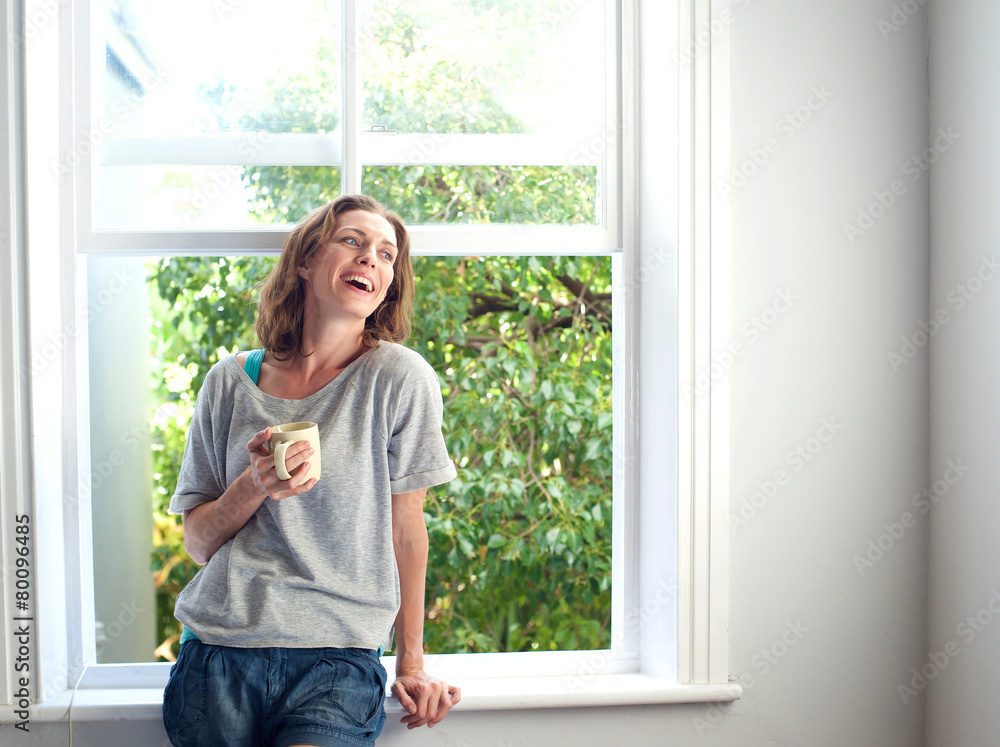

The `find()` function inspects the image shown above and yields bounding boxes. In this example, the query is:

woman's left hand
[390,669,460,729]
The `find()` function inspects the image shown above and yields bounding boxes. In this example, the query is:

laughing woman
[162,195,460,747]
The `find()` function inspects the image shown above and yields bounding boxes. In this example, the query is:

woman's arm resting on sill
[390,487,461,729]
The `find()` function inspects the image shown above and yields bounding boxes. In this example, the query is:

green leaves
[411,253,613,654]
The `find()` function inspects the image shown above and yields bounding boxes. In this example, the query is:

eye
[381,250,394,261]
[343,236,359,246]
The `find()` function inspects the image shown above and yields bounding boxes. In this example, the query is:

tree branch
[555,274,611,304]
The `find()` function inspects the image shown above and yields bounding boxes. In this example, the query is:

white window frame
[0,0,738,722]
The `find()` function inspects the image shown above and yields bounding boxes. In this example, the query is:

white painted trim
[98,132,612,168]
[690,0,713,687]
[76,649,639,693]
[613,0,640,661]
[76,224,618,255]
[675,0,732,686]
[634,0,682,685]
[603,0,622,246]
[342,0,361,194]
[19,675,741,723]
[66,0,97,682]
[675,0,695,687]
[100,133,344,166]
[20,0,77,713]
[707,0,732,687]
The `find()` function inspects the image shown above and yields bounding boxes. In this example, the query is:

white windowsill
[14,674,742,723]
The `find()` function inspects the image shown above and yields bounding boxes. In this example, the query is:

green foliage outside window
[148,0,612,661]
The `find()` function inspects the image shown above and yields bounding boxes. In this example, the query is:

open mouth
[341,274,374,293]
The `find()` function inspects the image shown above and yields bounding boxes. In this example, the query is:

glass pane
[86,255,159,663]
[103,0,341,136]
[97,164,341,228]
[362,165,597,224]
[85,253,613,662]
[360,0,607,136]
[359,0,610,227]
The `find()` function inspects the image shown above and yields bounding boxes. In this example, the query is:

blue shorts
[162,640,387,747]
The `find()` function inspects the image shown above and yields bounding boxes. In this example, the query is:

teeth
[342,274,373,292]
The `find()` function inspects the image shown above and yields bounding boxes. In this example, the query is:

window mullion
[342,0,361,194]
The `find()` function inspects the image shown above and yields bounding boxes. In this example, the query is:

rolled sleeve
[167,492,218,515]
[386,361,457,493]
[167,365,229,514]
[390,462,458,494]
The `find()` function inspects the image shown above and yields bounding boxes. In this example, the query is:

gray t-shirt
[168,342,457,650]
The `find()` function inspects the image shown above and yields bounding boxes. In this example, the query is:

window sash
[71,0,632,674]
[80,0,621,250]
[4,0,738,711]
[76,226,618,255]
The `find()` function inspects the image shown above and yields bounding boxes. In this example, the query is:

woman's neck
[274,310,365,379]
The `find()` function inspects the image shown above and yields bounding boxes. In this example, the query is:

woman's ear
[297,259,310,281]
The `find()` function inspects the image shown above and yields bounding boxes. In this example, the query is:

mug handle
[273,441,292,481]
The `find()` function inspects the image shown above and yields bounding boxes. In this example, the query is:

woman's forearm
[392,491,430,674]
[183,467,267,565]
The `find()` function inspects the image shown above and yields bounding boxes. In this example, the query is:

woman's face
[298,209,399,323]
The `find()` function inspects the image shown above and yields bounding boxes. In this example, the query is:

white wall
[0,0,935,743]
[720,0,929,744]
[926,2,1000,745]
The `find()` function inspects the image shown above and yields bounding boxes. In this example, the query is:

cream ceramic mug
[268,422,321,482]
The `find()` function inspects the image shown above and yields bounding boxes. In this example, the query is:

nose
[356,242,377,265]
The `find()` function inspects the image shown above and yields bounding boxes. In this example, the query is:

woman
[162,195,460,746]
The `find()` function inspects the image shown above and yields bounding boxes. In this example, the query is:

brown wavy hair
[254,195,414,360]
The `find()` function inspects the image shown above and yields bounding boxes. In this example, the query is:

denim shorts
[162,640,387,747]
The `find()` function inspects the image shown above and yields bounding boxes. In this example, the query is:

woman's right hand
[246,427,319,500]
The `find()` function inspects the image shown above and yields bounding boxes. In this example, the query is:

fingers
[250,439,317,500]
[418,686,442,728]
[283,441,315,480]
[247,427,272,451]
[275,442,315,493]
[426,686,458,728]
[395,678,455,729]
[290,476,319,495]
[391,681,418,715]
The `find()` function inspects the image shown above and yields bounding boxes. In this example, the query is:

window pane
[359,0,610,227]
[103,0,341,136]
[362,165,597,224]
[86,255,159,663]
[99,0,344,229]
[360,0,607,137]
[97,164,341,228]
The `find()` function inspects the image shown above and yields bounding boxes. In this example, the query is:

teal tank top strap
[243,348,266,385]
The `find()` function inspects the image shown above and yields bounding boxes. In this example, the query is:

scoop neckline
[226,345,381,406]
